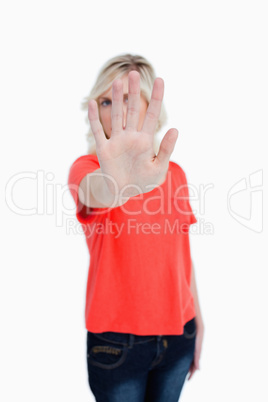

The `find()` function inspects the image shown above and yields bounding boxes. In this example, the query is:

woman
[68,54,204,401]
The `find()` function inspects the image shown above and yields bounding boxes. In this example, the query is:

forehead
[100,74,129,98]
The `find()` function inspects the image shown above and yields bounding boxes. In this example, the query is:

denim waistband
[89,331,156,347]
[88,317,196,348]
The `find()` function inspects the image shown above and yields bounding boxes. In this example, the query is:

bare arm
[79,168,130,208]
[190,259,204,331]
[188,259,205,380]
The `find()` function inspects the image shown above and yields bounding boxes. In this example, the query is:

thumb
[156,128,178,165]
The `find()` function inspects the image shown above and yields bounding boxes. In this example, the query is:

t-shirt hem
[85,312,196,336]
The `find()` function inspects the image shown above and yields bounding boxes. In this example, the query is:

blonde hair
[81,54,167,154]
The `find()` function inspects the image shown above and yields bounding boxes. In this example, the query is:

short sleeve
[68,154,101,224]
[180,171,198,226]
[170,162,198,231]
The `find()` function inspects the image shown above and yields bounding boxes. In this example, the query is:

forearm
[190,259,204,330]
[79,168,130,208]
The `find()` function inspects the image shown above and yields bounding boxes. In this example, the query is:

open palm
[88,71,178,198]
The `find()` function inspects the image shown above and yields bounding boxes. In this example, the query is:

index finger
[141,77,164,135]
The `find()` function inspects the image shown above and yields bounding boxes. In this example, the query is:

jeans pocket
[87,332,129,370]
[183,317,197,340]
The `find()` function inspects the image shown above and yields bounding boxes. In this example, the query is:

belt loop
[128,334,135,349]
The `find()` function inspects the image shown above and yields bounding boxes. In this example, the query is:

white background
[1,0,267,401]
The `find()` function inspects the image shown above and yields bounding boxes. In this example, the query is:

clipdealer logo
[5,169,214,236]
[227,170,263,233]
[5,168,264,234]
[72,217,213,239]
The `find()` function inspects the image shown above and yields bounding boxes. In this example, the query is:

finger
[188,367,196,381]
[125,71,140,131]
[141,77,164,135]
[156,128,178,165]
[111,79,123,135]
[187,362,195,381]
[88,100,106,147]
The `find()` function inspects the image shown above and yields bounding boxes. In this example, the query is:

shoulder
[169,160,187,179]
[69,154,100,174]
[71,153,99,166]
[68,154,100,190]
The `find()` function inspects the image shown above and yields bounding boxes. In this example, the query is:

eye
[100,99,111,107]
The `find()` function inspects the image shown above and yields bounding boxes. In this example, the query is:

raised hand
[88,70,178,201]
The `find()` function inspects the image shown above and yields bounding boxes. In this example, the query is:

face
[97,74,148,138]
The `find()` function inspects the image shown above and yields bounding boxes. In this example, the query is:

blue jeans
[86,317,196,402]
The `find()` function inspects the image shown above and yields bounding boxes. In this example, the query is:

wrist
[98,176,130,208]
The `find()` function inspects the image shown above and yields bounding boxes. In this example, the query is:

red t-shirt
[68,154,197,335]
